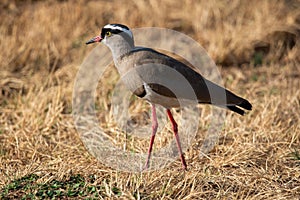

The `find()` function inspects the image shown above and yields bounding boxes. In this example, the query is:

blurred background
[0,0,299,199]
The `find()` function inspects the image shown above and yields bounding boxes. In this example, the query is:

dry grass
[0,0,300,199]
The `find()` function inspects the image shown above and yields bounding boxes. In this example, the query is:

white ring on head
[104,24,133,39]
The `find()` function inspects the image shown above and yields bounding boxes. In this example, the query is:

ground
[0,0,299,199]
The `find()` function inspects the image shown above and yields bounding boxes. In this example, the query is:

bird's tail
[225,90,252,115]
[226,99,252,115]
[188,75,252,115]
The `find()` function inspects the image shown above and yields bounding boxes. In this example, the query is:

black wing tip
[239,99,252,111]
[227,105,245,116]
[227,99,252,116]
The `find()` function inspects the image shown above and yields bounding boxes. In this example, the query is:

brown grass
[1,0,300,199]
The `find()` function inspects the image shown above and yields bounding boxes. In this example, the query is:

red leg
[144,104,158,169]
[166,109,187,170]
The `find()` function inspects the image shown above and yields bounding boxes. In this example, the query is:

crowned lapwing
[86,24,252,170]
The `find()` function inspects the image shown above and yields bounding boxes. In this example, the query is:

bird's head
[86,23,134,48]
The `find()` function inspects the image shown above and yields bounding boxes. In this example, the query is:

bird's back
[117,48,252,114]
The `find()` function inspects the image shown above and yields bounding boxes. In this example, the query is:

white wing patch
[142,82,195,108]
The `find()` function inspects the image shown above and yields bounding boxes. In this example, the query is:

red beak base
[86,35,102,45]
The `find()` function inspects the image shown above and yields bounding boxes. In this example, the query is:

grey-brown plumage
[86,24,252,170]
[118,47,252,115]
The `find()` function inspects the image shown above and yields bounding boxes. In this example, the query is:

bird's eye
[106,31,112,37]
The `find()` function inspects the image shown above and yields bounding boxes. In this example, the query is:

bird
[86,23,252,170]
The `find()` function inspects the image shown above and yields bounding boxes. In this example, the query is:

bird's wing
[119,48,252,114]
[120,48,211,101]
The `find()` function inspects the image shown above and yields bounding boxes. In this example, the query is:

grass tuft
[0,173,116,199]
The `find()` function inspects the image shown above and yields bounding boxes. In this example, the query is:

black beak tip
[85,40,94,45]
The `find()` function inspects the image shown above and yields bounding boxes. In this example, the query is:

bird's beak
[86,35,102,45]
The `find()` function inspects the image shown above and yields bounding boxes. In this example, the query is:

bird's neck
[107,37,134,66]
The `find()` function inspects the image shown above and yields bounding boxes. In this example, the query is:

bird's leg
[166,109,187,170]
[144,104,158,169]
